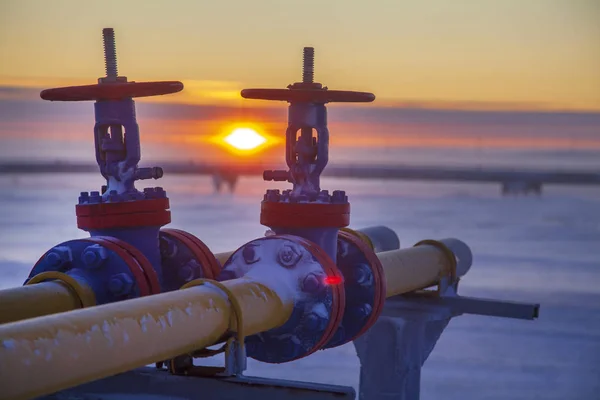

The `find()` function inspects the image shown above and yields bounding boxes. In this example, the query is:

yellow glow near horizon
[224,127,267,151]
[1,0,598,111]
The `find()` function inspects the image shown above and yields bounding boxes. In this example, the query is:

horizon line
[1,80,599,115]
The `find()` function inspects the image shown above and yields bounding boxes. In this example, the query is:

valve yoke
[241,47,375,199]
[39,28,183,198]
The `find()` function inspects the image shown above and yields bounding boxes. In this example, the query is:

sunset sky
[0,0,599,165]
[1,0,599,110]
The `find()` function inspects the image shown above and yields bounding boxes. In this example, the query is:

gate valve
[242,47,375,202]
[218,49,384,363]
[241,47,375,242]
[24,29,220,308]
[22,28,220,312]
[41,28,183,199]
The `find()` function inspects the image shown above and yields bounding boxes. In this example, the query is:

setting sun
[224,127,267,151]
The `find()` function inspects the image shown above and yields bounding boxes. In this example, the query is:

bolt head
[301,273,324,293]
[143,188,156,199]
[155,187,166,198]
[108,273,134,296]
[305,312,327,332]
[178,265,194,283]
[108,190,121,202]
[78,192,90,204]
[45,246,73,268]
[46,252,61,266]
[353,263,373,286]
[89,192,102,204]
[332,190,347,204]
[178,260,200,282]
[159,236,178,258]
[242,244,260,265]
[277,243,301,268]
[352,303,372,324]
[316,191,330,203]
[81,244,108,269]
[266,192,280,202]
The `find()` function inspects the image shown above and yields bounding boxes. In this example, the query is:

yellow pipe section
[0,227,386,327]
[0,239,464,400]
[214,251,235,266]
[0,276,293,400]
[0,272,96,325]
[378,243,455,297]
[0,282,82,325]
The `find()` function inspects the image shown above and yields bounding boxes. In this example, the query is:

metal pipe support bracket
[166,278,247,378]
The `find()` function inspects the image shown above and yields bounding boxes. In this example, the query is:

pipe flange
[76,196,171,230]
[27,236,158,304]
[322,230,386,349]
[218,234,345,363]
[160,229,221,291]
[96,236,161,295]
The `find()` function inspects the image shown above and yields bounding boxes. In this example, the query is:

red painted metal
[76,198,171,230]
[260,202,350,228]
[40,81,183,102]
[76,199,170,217]
[163,228,221,279]
[241,88,375,103]
[82,237,152,297]
[161,229,219,280]
[337,230,386,342]
[77,211,171,230]
[97,236,162,295]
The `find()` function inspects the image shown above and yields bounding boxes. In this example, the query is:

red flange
[40,81,184,102]
[161,228,221,280]
[284,234,346,360]
[260,202,350,228]
[81,237,153,297]
[76,198,169,217]
[337,230,386,342]
[76,199,171,230]
[96,236,162,295]
[241,88,375,103]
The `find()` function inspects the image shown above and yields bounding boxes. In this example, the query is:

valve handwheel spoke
[241,88,375,103]
[41,81,183,102]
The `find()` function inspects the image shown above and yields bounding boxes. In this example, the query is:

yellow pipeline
[0,238,465,400]
[215,226,384,265]
[0,276,293,400]
[215,251,235,266]
[379,241,457,297]
[0,226,391,327]
[0,272,96,325]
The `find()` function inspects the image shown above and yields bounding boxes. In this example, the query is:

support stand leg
[353,307,451,400]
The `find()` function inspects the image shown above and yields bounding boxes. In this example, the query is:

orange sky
[1,0,599,111]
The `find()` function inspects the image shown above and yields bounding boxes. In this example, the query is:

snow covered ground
[0,172,599,400]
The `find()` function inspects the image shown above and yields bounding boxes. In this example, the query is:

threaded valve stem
[102,28,118,78]
[302,47,314,84]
